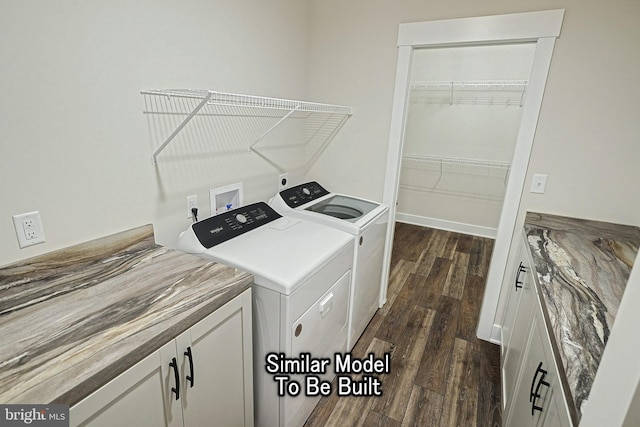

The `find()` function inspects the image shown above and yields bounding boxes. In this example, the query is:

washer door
[307,203,363,220]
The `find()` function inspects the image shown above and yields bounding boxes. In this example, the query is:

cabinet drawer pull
[185,346,195,388]
[530,361,550,415]
[515,262,527,291]
[169,357,180,400]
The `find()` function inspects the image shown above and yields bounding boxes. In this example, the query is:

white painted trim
[380,45,413,308]
[478,37,558,340]
[490,324,502,345]
[398,9,564,46]
[395,213,497,239]
[382,10,564,342]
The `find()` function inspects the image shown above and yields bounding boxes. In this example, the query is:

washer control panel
[192,202,281,248]
[279,181,329,208]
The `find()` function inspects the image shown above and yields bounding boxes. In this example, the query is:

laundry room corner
[0,0,311,266]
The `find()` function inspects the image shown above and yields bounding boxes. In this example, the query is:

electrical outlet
[23,218,37,240]
[187,195,198,220]
[278,173,289,191]
[13,211,45,248]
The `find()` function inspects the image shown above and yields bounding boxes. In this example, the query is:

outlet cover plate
[12,211,46,248]
[530,174,548,194]
[278,173,289,191]
[187,195,198,219]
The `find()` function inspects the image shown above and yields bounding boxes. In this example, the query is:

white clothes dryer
[178,202,354,427]
[269,181,389,350]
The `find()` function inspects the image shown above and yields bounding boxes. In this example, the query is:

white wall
[522,2,640,225]
[0,0,309,266]
[306,0,640,225]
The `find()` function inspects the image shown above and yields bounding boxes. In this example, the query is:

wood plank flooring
[304,223,501,427]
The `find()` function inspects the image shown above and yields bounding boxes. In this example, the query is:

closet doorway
[380,10,564,342]
[397,43,535,238]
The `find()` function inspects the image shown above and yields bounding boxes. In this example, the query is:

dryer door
[291,269,350,356]
[281,269,350,427]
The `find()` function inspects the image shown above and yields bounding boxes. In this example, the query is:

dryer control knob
[302,187,311,195]
[235,214,248,224]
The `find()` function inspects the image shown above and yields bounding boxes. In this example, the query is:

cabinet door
[505,313,547,427]
[500,236,529,354]
[70,340,182,427]
[539,391,570,427]
[177,289,253,427]
[505,306,571,427]
[501,236,535,415]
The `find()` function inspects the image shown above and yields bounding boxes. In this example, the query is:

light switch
[530,174,548,194]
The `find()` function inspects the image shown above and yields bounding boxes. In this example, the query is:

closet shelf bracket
[150,92,213,165]
[248,103,302,154]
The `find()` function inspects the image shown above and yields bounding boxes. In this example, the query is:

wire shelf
[400,154,511,201]
[141,89,352,167]
[142,89,352,115]
[402,154,511,178]
[410,80,528,107]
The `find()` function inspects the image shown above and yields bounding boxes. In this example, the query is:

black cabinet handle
[515,262,526,291]
[169,357,180,400]
[529,361,550,416]
[529,361,544,400]
[185,346,195,388]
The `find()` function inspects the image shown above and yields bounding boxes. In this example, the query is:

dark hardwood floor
[304,223,501,427]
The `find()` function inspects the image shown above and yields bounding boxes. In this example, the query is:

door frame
[380,9,564,342]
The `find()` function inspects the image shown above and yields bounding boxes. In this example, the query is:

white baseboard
[395,213,497,239]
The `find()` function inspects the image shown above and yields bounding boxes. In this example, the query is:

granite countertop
[0,224,252,405]
[524,212,640,421]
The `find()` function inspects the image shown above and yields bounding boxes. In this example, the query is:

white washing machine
[178,202,354,427]
[269,181,389,350]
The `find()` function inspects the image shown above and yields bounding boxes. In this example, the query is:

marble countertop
[0,225,252,405]
[524,212,640,421]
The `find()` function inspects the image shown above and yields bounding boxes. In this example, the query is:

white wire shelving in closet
[141,89,353,171]
[399,79,526,200]
[410,80,528,107]
[400,155,512,201]
[402,155,510,177]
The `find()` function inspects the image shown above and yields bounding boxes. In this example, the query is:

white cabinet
[70,339,181,427]
[501,234,536,416]
[505,308,571,427]
[71,289,253,427]
[501,234,572,427]
[177,289,253,427]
